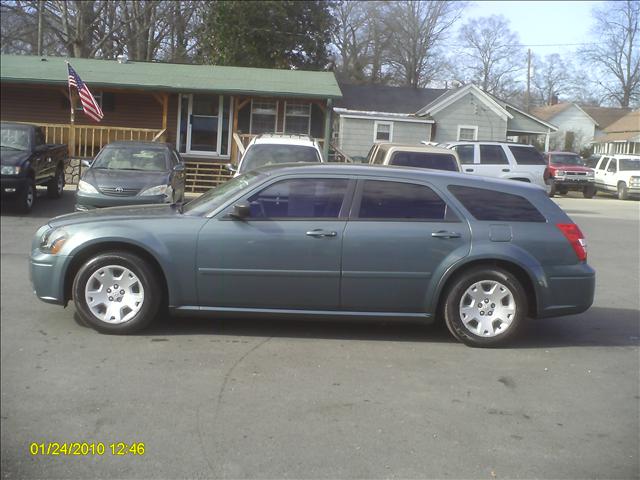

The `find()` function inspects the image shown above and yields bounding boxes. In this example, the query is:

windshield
[239,144,321,173]
[389,151,459,171]
[183,170,264,215]
[92,146,169,171]
[0,127,30,151]
[550,154,585,166]
[620,159,640,171]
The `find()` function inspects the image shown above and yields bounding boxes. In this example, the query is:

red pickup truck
[544,151,596,198]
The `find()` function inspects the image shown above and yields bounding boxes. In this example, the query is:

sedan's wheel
[16,179,35,214]
[617,181,629,200]
[443,267,527,347]
[47,167,65,199]
[72,252,160,334]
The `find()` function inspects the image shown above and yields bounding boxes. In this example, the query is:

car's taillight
[556,223,587,261]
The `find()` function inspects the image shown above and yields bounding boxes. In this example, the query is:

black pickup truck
[1,122,69,213]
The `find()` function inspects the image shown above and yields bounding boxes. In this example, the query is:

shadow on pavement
[111,306,640,348]
[0,189,76,220]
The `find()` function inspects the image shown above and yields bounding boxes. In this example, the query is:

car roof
[252,163,545,193]
[0,122,33,130]
[377,144,456,154]
[250,134,318,147]
[444,141,535,147]
[104,141,173,149]
[546,151,580,154]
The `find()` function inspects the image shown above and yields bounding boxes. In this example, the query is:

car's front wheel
[443,267,527,347]
[16,178,35,214]
[583,184,596,198]
[617,181,629,200]
[47,167,65,199]
[72,251,160,334]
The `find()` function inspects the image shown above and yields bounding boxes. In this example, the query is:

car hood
[549,164,592,172]
[1,149,30,166]
[48,204,181,228]
[83,168,170,190]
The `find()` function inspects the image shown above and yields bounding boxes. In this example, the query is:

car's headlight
[1,165,21,175]
[39,228,68,255]
[140,184,170,196]
[77,180,98,194]
[555,170,565,176]
[586,170,594,177]
[630,176,640,185]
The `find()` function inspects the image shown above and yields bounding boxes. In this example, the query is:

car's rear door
[340,178,471,313]
[196,175,354,310]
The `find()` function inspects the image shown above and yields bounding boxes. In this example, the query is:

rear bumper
[536,263,596,318]
[75,191,169,210]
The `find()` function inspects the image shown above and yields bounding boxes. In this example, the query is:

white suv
[443,141,548,190]
[229,134,324,177]
[593,154,640,200]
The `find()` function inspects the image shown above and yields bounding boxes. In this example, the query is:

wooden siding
[339,117,432,158]
[431,92,507,142]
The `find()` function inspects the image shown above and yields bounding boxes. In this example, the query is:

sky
[457,1,603,56]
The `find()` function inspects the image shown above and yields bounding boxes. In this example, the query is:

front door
[196,176,353,310]
[178,94,232,156]
[341,179,471,313]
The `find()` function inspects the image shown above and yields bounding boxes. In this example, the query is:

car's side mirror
[225,163,237,173]
[173,163,185,172]
[229,203,250,220]
[81,159,93,168]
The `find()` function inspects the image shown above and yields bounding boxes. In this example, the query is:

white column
[544,128,550,152]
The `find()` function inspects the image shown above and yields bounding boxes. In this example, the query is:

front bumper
[75,191,170,210]
[537,263,596,318]
[552,176,595,188]
[30,250,69,306]
[1,176,27,196]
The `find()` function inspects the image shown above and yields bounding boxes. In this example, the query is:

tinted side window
[248,178,348,218]
[480,145,509,165]
[448,185,545,222]
[453,145,475,164]
[358,180,447,220]
[597,157,609,170]
[508,146,545,165]
[607,160,617,173]
[34,129,45,146]
[389,151,459,171]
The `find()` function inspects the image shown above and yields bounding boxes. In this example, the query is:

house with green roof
[0,54,342,190]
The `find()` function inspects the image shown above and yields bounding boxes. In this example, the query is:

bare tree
[580,0,640,107]
[384,0,465,87]
[332,1,371,83]
[532,53,572,105]
[455,15,523,98]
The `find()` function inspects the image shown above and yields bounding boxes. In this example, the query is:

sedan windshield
[92,146,169,171]
[0,127,30,151]
[239,144,321,173]
[183,170,264,215]
[550,154,585,166]
[620,159,640,171]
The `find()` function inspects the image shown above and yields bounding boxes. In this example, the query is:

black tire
[15,178,35,214]
[558,187,569,195]
[548,181,556,197]
[443,267,528,347]
[583,184,596,199]
[47,167,65,199]
[72,251,161,334]
[618,181,629,200]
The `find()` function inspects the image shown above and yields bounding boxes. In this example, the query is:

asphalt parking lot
[1,188,638,479]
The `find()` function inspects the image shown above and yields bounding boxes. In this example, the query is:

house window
[250,100,277,134]
[457,125,478,141]
[284,101,311,135]
[374,121,393,142]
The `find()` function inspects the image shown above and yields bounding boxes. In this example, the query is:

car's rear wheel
[15,178,35,214]
[583,184,596,198]
[72,251,160,334]
[548,181,556,197]
[443,267,527,347]
[617,181,629,200]
[47,167,65,199]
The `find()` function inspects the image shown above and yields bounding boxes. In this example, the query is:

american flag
[67,63,104,122]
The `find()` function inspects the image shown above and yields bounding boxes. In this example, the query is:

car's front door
[341,179,471,313]
[196,176,353,310]
[594,156,610,190]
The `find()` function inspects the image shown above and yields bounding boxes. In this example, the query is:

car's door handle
[465,168,474,172]
[502,168,510,172]
[306,229,337,238]
[431,230,461,239]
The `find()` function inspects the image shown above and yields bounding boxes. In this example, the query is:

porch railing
[12,122,165,159]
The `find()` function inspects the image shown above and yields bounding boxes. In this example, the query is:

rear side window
[373,148,387,165]
[389,151,459,171]
[480,145,509,165]
[597,157,609,170]
[453,145,475,164]
[358,180,447,220]
[508,146,546,165]
[248,178,348,218]
[448,185,545,222]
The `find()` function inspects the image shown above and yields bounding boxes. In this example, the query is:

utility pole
[526,49,532,113]
[37,0,43,56]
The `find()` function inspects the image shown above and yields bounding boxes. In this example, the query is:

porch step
[184,161,233,193]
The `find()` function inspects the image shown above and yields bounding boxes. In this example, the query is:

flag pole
[65,61,76,158]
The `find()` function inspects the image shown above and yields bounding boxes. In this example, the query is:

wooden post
[231,97,240,164]
[162,93,168,142]
[323,98,332,161]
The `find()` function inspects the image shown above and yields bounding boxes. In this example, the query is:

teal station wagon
[31,164,595,347]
